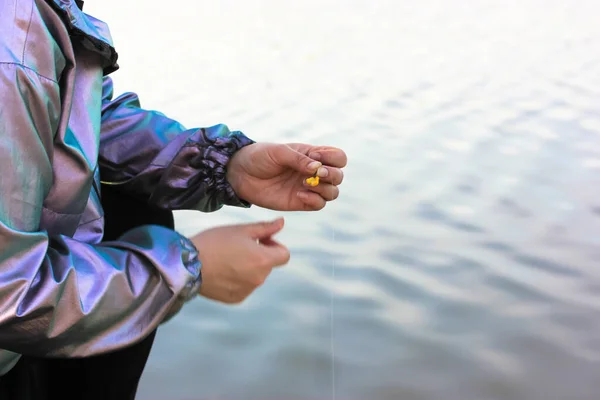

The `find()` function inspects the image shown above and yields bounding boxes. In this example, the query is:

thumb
[243,217,285,239]
[273,145,322,174]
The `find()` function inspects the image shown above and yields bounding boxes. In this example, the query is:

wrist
[225,143,255,203]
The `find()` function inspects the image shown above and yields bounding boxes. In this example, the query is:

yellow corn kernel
[305,176,319,187]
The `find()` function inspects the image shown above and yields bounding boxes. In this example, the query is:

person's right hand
[189,217,290,304]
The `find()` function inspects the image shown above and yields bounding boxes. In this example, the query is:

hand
[189,217,290,304]
[226,142,347,211]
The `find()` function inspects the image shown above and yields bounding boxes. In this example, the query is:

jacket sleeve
[0,63,201,358]
[99,77,255,212]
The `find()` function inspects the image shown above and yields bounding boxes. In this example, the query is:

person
[0,0,347,398]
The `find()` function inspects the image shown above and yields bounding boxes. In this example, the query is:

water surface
[87,1,600,399]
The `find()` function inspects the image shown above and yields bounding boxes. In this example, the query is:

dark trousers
[0,185,175,399]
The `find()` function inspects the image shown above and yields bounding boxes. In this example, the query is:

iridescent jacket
[0,0,254,374]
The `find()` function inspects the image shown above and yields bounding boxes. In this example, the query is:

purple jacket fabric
[0,0,254,374]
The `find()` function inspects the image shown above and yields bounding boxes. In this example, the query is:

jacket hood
[47,0,119,74]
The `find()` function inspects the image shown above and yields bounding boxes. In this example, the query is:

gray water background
[87,1,600,399]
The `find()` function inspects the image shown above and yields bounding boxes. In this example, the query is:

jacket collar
[46,0,119,75]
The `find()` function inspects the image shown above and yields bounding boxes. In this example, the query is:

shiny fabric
[0,0,254,375]
[0,183,175,399]
[0,330,157,399]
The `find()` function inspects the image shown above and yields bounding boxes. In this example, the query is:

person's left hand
[226,142,347,211]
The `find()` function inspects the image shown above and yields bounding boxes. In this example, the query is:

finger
[259,238,290,268]
[303,181,339,201]
[308,147,347,168]
[315,166,344,186]
[257,241,290,267]
[272,145,322,175]
[243,217,285,239]
[258,236,281,247]
[296,191,327,211]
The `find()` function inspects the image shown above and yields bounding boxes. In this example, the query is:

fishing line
[307,168,337,399]
[330,191,336,400]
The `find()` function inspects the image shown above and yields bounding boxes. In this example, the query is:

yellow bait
[305,176,319,186]
[305,169,320,187]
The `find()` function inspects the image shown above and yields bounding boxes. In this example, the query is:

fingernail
[307,161,322,171]
[317,167,328,178]
[297,191,309,199]
[309,152,321,161]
